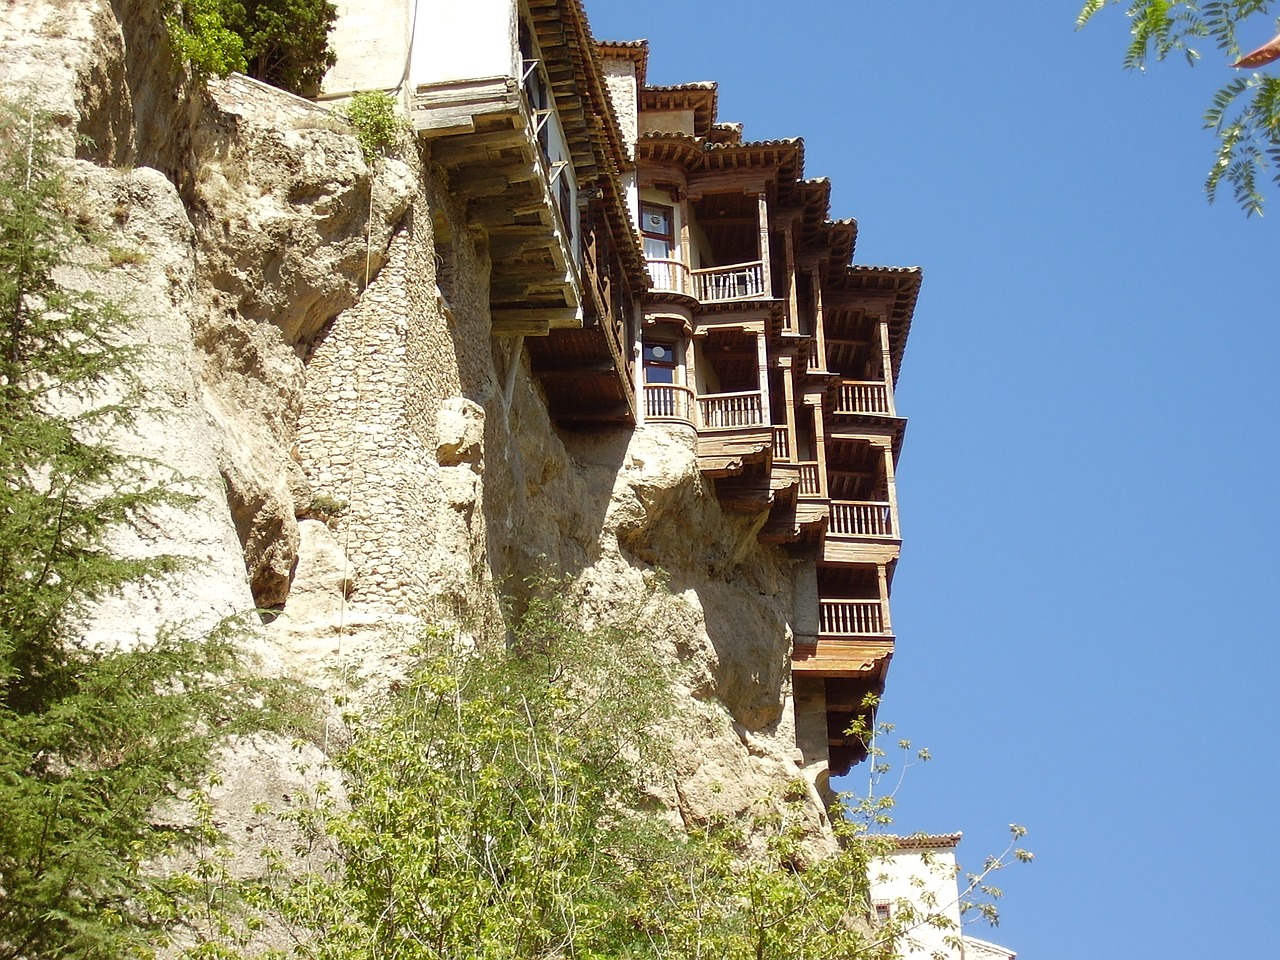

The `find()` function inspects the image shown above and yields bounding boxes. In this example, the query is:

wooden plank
[492,308,580,326]
[491,318,550,337]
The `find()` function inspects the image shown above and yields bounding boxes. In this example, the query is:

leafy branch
[1077,0,1280,215]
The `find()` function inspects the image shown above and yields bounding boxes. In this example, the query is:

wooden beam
[492,308,579,326]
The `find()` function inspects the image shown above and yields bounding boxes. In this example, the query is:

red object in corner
[1234,33,1280,68]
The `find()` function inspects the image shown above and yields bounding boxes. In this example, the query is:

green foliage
[342,91,407,165]
[167,0,248,79]
[1077,1,1280,215]
[243,586,909,960]
[168,0,338,96]
[0,103,264,960]
[224,0,338,96]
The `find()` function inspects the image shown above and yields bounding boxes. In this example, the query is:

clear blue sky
[589,2,1278,957]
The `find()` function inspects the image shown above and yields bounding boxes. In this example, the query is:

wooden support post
[811,396,829,499]
[877,563,893,634]
[783,227,798,332]
[780,356,798,462]
[879,438,900,539]
[756,330,771,423]
[878,317,896,416]
[813,270,828,372]
[757,191,772,298]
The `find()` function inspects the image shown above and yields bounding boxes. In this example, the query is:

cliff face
[0,0,831,844]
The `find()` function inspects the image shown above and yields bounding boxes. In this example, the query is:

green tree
[1077,1,1280,215]
[0,104,262,960]
[246,586,1030,960]
[168,0,338,96]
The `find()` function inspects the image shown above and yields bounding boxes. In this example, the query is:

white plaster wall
[869,846,964,960]
[323,0,411,95]
[640,108,695,136]
[411,0,517,89]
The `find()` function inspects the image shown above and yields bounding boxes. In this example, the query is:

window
[641,203,673,261]
[643,342,677,384]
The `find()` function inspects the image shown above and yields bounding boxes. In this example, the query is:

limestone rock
[436,396,485,466]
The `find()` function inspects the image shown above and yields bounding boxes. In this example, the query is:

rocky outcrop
[0,0,833,849]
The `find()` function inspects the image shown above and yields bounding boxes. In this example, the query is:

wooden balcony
[646,257,694,298]
[771,426,790,461]
[694,389,771,477]
[793,598,894,679]
[643,383,695,423]
[819,600,887,636]
[835,379,893,417]
[692,260,766,303]
[797,461,822,497]
[698,390,765,429]
[830,500,894,538]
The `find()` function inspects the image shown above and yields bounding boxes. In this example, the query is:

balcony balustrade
[698,390,765,429]
[692,260,765,303]
[646,257,693,297]
[829,500,895,538]
[643,383,695,422]
[835,380,892,416]
[797,461,822,496]
[818,600,887,636]
[772,427,790,461]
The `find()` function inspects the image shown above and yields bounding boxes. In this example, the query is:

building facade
[327,0,920,779]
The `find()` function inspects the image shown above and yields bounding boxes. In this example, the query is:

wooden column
[877,563,893,634]
[879,438,900,539]
[812,269,828,372]
[877,317,896,416]
[678,197,692,288]
[783,226,798,332]
[810,395,829,499]
[780,356,797,461]
[634,306,646,424]
[757,191,772,298]
[756,331,771,423]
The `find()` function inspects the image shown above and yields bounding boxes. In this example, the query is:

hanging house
[410,0,646,424]
[358,0,922,778]
[600,42,922,776]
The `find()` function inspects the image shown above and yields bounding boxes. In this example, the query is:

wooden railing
[818,600,886,636]
[829,500,894,537]
[797,461,822,496]
[692,260,765,302]
[646,257,693,297]
[836,380,892,416]
[643,383,694,422]
[698,390,765,428]
[772,427,791,461]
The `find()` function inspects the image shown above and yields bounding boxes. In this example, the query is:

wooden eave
[634,134,804,189]
[529,0,647,296]
[635,132,705,169]
[707,122,743,145]
[829,266,923,384]
[639,83,718,136]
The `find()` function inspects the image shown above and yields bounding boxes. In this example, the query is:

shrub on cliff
[168,0,338,96]
[244,586,904,960]
[0,104,264,960]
